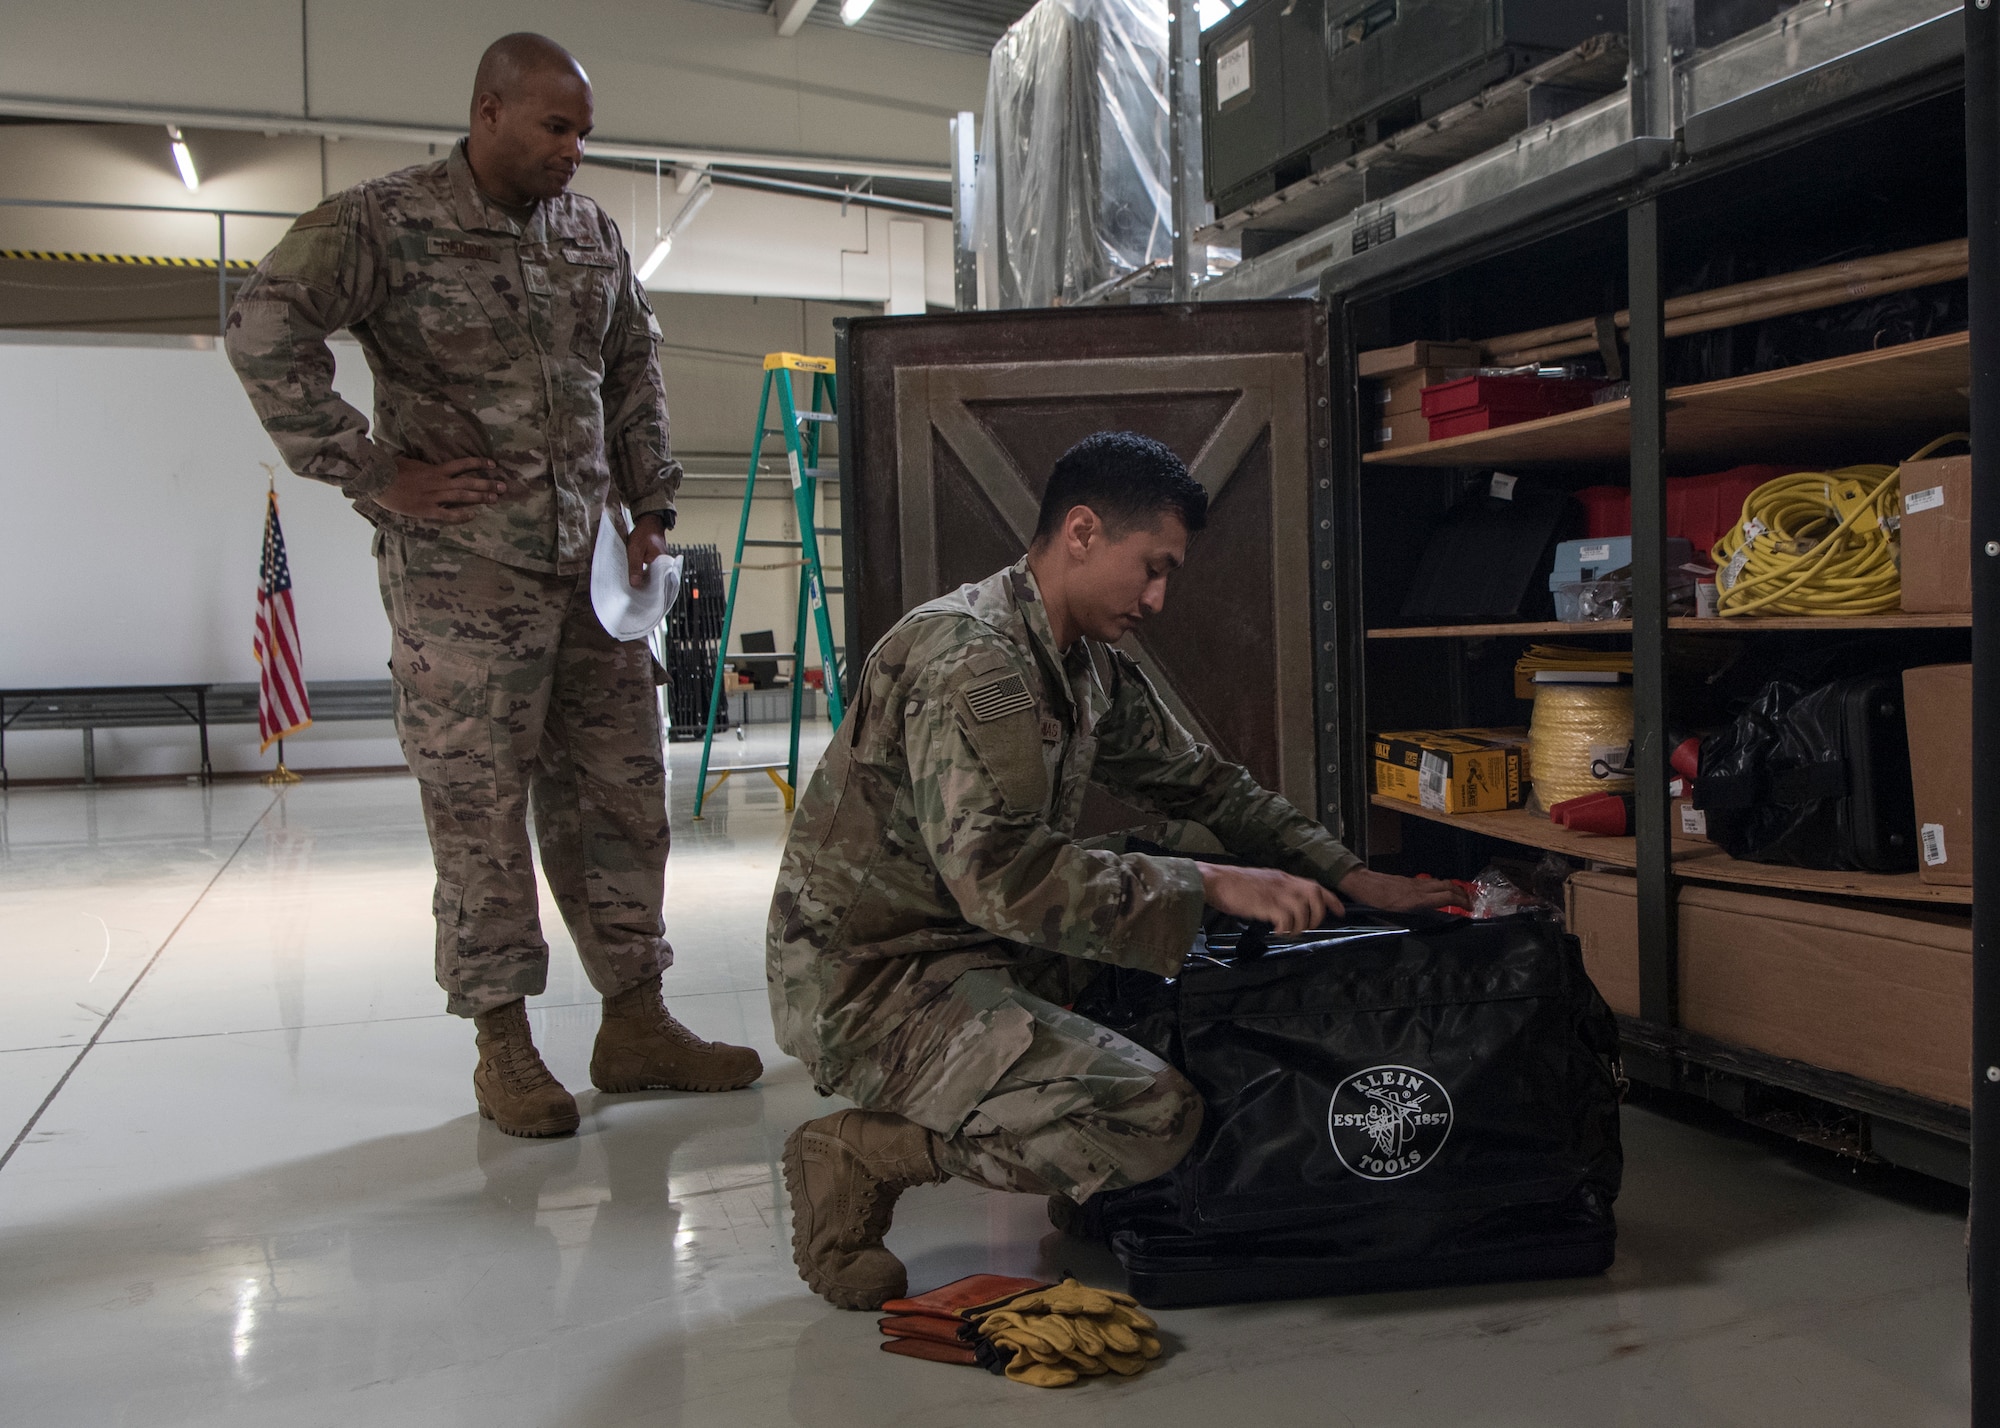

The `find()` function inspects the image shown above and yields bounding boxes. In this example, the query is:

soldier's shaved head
[472,32,589,109]
[466,32,595,207]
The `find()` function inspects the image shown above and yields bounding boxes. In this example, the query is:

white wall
[0,334,399,780]
[573,167,952,307]
[0,0,986,169]
[0,320,848,782]
[0,123,953,310]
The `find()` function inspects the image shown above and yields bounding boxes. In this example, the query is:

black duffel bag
[1691,672,1917,872]
[1073,909,1623,1308]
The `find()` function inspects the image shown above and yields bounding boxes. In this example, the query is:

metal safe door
[836,300,1332,815]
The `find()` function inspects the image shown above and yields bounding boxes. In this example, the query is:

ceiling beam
[773,0,821,37]
[0,93,953,183]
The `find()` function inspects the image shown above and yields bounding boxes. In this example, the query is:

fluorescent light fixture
[839,0,875,24]
[635,176,714,285]
[166,125,198,191]
[636,239,672,284]
[774,0,820,36]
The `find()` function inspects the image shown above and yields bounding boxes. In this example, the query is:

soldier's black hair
[1031,431,1208,545]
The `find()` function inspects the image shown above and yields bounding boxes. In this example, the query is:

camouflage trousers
[840,816,1216,1192]
[377,529,671,1017]
[923,967,1203,1202]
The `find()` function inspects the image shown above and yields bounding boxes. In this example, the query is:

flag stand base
[261,762,302,786]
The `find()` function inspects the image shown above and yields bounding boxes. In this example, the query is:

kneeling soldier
[767,431,1455,1308]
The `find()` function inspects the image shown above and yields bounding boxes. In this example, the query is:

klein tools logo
[1327,1065,1453,1180]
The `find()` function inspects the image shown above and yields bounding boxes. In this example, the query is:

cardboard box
[1369,366,1478,419]
[1565,871,1971,1106]
[1903,663,1972,886]
[1372,728,1527,814]
[1899,454,1971,613]
[1357,340,1482,379]
[1372,417,1428,452]
[1565,872,1643,1018]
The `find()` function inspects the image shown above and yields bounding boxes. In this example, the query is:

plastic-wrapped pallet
[976,0,1172,309]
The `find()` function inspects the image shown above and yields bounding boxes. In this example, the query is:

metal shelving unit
[1294,0,1991,1306]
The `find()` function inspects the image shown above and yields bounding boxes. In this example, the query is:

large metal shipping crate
[1202,0,1626,216]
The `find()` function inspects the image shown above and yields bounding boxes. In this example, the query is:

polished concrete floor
[0,726,1972,1426]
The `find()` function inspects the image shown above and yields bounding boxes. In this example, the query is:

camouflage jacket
[766,558,1363,1129]
[224,140,678,574]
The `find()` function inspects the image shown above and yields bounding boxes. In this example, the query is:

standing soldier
[769,431,1458,1309]
[226,32,760,1137]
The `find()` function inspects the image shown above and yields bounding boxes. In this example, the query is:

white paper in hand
[591,509,682,641]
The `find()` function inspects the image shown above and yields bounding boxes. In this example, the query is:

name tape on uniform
[426,236,498,262]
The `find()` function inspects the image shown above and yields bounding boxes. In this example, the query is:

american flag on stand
[254,487,313,753]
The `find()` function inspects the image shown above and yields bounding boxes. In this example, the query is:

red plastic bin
[1574,485,1630,539]
[1419,374,1605,420]
[1569,465,1802,557]
[1427,408,1511,438]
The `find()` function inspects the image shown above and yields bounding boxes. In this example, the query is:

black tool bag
[1073,910,1623,1308]
[1692,672,1917,871]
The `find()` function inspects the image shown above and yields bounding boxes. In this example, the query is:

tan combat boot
[473,999,580,1137]
[589,974,763,1093]
[782,1108,947,1310]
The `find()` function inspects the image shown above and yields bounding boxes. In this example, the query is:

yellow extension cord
[1710,434,1969,616]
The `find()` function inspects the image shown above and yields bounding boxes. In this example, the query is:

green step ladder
[692,352,845,819]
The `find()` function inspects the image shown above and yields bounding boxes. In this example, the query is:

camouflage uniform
[227,140,679,1016]
[768,559,1363,1198]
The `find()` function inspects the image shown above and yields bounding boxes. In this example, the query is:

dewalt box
[1373,728,1528,814]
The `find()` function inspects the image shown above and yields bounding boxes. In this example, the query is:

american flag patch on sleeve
[963,673,1035,723]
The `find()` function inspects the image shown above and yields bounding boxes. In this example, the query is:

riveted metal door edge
[1309,301,1354,843]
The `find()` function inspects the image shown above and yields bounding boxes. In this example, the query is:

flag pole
[258,466,305,786]
[262,736,301,786]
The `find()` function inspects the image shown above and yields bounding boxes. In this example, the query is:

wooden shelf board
[1670,612,1971,631]
[1368,621,1631,639]
[1371,795,1711,866]
[1363,331,1970,469]
[1672,851,1971,905]
[1374,797,1970,906]
[1367,613,1971,638]
[1364,399,1631,467]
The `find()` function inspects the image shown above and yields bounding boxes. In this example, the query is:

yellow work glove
[970,1278,1162,1388]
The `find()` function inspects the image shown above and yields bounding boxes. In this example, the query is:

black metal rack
[1963,4,1998,1414]
[1307,11,1992,1392]
[657,544,730,742]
